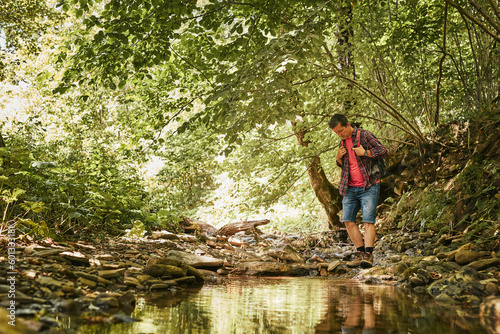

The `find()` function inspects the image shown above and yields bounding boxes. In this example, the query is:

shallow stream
[68,277,487,333]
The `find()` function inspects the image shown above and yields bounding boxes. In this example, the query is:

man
[329,114,388,268]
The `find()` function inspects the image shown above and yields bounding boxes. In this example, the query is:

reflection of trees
[141,288,212,334]
[76,278,487,334]
[211,277,329,333]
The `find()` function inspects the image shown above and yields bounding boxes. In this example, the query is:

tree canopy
[0,0,499,237]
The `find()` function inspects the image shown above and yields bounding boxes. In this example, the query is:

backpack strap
[339,128,362,147]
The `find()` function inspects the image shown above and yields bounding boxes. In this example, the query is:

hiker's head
[329,114,354,140]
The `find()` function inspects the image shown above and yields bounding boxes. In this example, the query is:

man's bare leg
[364,223,376,248]
[345,221,365,268]
[344,221,364,248]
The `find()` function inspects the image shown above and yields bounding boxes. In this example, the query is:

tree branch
[329,66,426,143]
[169,46,216,89]
[444,0,500,42]
[469,0,500,34]
[488,0,500,21]
[349,113,410,136]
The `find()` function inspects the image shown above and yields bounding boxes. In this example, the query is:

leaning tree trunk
[292,123,343,230]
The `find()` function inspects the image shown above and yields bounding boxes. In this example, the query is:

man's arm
[363,130,388,159]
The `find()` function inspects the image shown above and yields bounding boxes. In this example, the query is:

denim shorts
[342,183,380,224]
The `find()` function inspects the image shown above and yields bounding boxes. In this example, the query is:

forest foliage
[0,0,498,239]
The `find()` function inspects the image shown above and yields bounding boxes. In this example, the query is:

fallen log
[179,217,218,235]
[216,219,270,237]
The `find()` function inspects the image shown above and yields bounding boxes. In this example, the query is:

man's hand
[336,146,347,163]
[352,144,367,156]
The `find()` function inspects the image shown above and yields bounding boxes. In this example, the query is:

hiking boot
[360,252,373,268]
[346,252,364,268]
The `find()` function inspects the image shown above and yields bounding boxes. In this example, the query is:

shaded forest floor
[377,118,500,252]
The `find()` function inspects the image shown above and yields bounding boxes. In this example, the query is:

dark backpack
[342,128,387,179]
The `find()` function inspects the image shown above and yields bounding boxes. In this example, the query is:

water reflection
[79,277,487,334]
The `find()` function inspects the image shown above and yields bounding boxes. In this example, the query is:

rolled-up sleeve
[363,131,388,159]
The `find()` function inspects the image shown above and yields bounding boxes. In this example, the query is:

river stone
[151,231,179,240]
[150,282,177,290]
[147,257,185,268]
[327,260,341,272]
[33,249,64,258]
[217,268,229,275]
[36,276,66,288]
[234,247,259,259]
[75,272,113,285]
[486,282,499,295]
[263,245,305,263]
[198,269,219,282]
[124,277,141,286]
[416,269,432,284]
[455,266,479,282]
[237,261,291,276]
[126,266,144,274]
[457,242,475,251]
[184,265,204,283]
[467,258,500,271]
[144,264,185,278]
[435,293,457,304]
[402,267,418,280]
[100,262,122,270]
[410,276,425,287]
[455,250,482,265]
[60,251,90,266]
[480,297,500,334]
[55,265,77,279]
[136,275,153,283]
[173,276,197,285]
[464,295,482,306]
[95,254,119,261]
[95,296,119,308]
[166,250,224,268]
[98,268,126,279]
[77,277,97,289]
[393,261,409,275]
[427,278,449,297]
[444,250,458,262]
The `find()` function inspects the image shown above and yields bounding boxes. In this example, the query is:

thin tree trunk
[337,0,356,111]
[435,3,448,127]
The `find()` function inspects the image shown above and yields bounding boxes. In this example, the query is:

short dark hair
[328,114,349,129]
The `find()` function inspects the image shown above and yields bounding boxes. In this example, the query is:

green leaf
[36,71,51,82]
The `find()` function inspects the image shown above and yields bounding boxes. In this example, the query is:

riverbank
[1,223,499,333]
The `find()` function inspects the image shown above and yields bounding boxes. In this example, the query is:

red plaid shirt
[336,128,388,196]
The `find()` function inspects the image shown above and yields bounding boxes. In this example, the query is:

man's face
[332,123,352,140]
